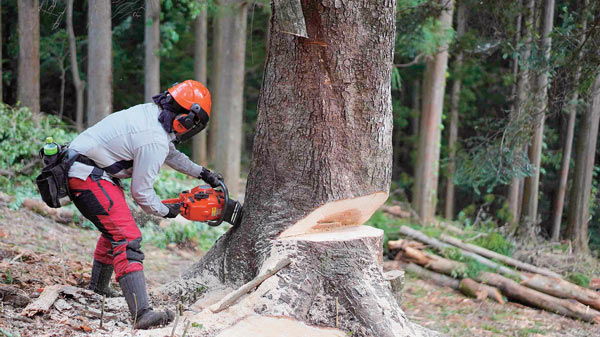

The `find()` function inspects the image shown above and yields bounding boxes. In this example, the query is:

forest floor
[0,204,599,337]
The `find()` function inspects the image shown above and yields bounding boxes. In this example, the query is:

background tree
[144,0,160,102]
[17,0,40,113]
[209,0,247,197]
[413,0,455,223]
[66,0,85,131]
[87,0,113,126]
[192,0,208,166]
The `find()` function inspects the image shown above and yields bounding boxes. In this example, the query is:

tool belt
[36,147,114,208]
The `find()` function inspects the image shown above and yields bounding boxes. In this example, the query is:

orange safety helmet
[167,80,212,144]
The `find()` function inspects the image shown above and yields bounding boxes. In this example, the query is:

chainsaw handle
[207,180,229,227]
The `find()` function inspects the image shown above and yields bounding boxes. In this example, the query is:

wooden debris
[209,257,292,313]
[403,262,460,290]
[399,226,524,280]
[388,239,425,251]
[591,278,600,290]
[475,272,600,323]
[401,246,465,276]
[440,234,562,279]
[383,269,405,304]
[21,285,64,317]
[459,278,504,304]
[22,198,74,224]
[521,273,600,310]
[0,283,32,307]
[381,205,412,218]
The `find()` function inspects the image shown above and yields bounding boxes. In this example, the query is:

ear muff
[172,103,210,135]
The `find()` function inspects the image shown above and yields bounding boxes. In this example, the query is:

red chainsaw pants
[69,177,144,281]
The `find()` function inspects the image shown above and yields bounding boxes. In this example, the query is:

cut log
[403,262,460,290]
[22,198,74,224]
[475,272,600,323]
[401,246,464,276]
[440,234,562,279]
[381,205,412,218]
[520,274,600,310]
[388,239,425,251]
[399,226,524,280]
[384,269,405,305]
[210,257,292,313]
[0,283,32,307]
[21,285,63,317]
[459,278,504,304]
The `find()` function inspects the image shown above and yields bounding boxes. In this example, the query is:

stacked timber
[389,225,600,324]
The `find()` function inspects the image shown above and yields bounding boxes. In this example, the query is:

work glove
[199,167,222,188]
[163,203,181,218]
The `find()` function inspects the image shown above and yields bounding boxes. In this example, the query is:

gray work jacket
[68,103,203,217]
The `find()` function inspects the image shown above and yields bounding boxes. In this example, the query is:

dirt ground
[1,204,599,336]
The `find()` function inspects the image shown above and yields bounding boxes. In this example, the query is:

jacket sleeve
[131,143,170,217]
[165,141,204,178]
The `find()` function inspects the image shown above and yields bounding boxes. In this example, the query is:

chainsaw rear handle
[207,179,228,227]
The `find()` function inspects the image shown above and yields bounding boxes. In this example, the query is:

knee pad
[125,237,145,264]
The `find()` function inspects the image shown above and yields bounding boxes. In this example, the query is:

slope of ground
[1,204,599,336]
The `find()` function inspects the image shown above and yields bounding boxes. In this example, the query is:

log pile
[388,225,600,324]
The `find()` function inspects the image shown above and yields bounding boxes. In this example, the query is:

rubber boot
[118,270,174,329]
[89,260,121,297]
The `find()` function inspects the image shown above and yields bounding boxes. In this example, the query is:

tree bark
[521,273,600,310]
[87,0,113,126]
[565,73,600,253]
[0,1,3,102]
[144,0,160,102]
[444,0,466,220]
[459,278,504,303]
[550,0,588,241]
[209,0,247,197]
[413,0,455,223]
[507,0,535,229]
[17,0,40,113]
[160,1,439,335]
[66,0,85,132]
[520,0,555,237]
[192,2,208,166]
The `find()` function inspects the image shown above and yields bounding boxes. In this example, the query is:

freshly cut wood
[22,198,74,224]
[521,274,600,310]
[401,246,463,276]
[21,285,63,317]
[279,192,388,238]
[459,278,504,304]
[400,226,524,280]
[209,257,292,313]
[591,278,600,290]
[215,315,346,337]
[475,272,600,323]
[440,234,562,279]
[388,239,425,250]
[0,283,31,307]
[381,205,412,218]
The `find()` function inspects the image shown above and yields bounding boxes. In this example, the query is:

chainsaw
[162,180,243,227]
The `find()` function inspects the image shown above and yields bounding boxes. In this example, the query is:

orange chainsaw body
[162,185,224,222]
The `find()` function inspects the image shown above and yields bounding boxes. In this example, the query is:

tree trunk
[209,0,247,197]
[192,3,208,166]
[444,0,466,220]
[0,1,3,102]
[521,273,600,310]
[87,0,112,126]
[413,0,455,223]
[507,0,535,229]
[520,0,555,237]
[66,0,85,132]
[161,1,438,335]
[565,73,600,253]
[411,79,420,137]
[550,0,588,241]
[17,0,40,113]
[59,65,65,118]
[144,0,160,102]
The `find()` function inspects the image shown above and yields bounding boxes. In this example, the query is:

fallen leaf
[79,325,92,332]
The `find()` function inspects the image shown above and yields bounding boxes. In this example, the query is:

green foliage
[566,272,591,288]
[473,232,513,256]
[141,220,227,251]
[0,104,77,195]
[441,247,488,279]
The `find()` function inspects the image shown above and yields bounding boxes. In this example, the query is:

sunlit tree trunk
[192,2,208,166]
[507,0,534,230]
[444,0,466,220]
[413,0,455,223]
[87,0,112,126]
[520,0,554,237]
[17,0,40,113]
[551,0,588,241]
[67,0,85,131]
[566,73,600,254]
[209,0,247,197]
[144,0,160,102]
